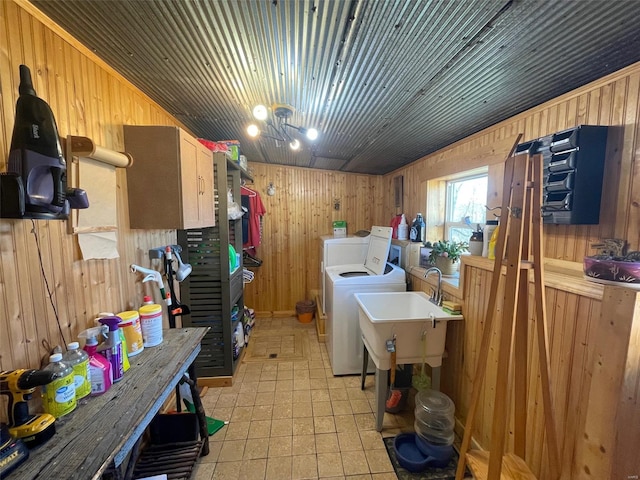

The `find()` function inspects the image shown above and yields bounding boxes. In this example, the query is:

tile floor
[192,317,416,480]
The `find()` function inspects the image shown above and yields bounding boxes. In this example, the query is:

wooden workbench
[13,327,209,479]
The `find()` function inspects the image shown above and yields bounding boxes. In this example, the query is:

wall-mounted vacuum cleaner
[1,64,88,219]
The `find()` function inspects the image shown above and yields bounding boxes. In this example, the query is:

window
[444,173,488,243]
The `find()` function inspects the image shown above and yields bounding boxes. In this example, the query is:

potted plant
[428,240,469,275]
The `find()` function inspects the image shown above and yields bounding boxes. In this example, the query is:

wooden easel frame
[456,151,560,479]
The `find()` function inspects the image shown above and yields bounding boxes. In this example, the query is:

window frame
[444,172,489,242]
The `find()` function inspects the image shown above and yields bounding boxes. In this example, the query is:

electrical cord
[30,220,68,349]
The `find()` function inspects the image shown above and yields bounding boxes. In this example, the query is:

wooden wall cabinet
[178,153,252,378]
[123,125,215,229]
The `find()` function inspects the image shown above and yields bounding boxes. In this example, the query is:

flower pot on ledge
[435,256,459,276]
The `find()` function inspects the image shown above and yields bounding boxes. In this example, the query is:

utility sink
[354,291,463,371]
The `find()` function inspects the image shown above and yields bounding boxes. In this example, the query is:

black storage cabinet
[515,125,609,225]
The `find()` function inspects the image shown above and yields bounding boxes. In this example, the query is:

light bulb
[306,128,318,141]
[252,105,268,121]
[247,124,260,137]
[289,139,300,151]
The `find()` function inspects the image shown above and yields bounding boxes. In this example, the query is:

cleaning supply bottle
[142,295,154,306]
[410,213,426,243]
[482,220,499,258]
[96,313,130,372]
[98,316,125,382]
[62,342,91,401]
[79,326,112,396]
[488,222,501,260]
[398,214,409,241]
[41,353,76,418]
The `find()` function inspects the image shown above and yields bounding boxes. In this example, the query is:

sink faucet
[423,267,443,306]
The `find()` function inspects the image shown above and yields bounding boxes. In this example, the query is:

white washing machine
[325,226,407,375]
[319,234,369,314]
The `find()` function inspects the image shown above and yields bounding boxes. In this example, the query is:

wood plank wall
[0,1,182,381]
[242,163,383,314]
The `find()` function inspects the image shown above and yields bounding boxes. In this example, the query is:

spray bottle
[96,313,130,372]
[398,214,409,241]
[62,342,91,401]
[78,326,112,396]
[98,316,125,383]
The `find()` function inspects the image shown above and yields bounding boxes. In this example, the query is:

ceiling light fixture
[246,103,319,151]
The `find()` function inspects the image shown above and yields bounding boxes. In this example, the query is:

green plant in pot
[428,240,469,275]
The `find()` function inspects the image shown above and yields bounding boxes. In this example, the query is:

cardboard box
[333,220,347,237]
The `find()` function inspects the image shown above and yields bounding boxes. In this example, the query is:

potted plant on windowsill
[428,240,469,276]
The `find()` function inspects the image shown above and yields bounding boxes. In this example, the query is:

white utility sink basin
[354,291,463,371]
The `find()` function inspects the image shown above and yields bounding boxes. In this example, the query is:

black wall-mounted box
[515,125,609,225]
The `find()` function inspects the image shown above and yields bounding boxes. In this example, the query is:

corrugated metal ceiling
[30,0,640,175]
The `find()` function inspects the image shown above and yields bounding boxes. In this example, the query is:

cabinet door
[197,145,215,227]
[180,133,201,229]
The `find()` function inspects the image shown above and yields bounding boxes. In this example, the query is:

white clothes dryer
[325,226,406,375]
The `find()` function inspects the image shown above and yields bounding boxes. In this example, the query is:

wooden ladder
[455,151,560,480]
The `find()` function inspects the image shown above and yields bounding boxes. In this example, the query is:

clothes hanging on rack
[241,185,266,255]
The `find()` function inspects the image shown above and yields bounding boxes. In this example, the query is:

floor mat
[242,329,310,363]
[383,436,471,480]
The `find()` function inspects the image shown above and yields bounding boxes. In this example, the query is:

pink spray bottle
[78,326,113,395]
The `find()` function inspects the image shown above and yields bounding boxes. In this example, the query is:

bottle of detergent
[98,316,125,382]
[397,214,409,241]
[42,353,76,418]
[78,326,112,396]
[410,213,426,243]
[96,313,130,372]
[62,342,91,401]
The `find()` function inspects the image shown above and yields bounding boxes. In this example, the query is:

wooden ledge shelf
[466,450,536,480]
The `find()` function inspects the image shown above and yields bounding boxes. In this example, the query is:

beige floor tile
[295,369,311,379]
[211,407,233,422]
[317,452,344,477]
[308,360,324,370]
[310,377,328,389]
[332,400,353,415]
[217,439,245,462]
[260,370,278,381]
[329,389,349,401]
[266,456,293,480]
[243,371,263,382]
[354,413,376,431]
[262,363,278,373]
[347,475,373,480]
[292,453,319,479]
[293,389,312,403]
[279,361,295,371]
[314,416,336,434]
[277,370,294,380]
[326,377,346,389]
[268,436,292,457]
[358,431,385,450]
[313,401,333,416]
[334,414,358,433]
[236,391,257,407]
[271,417,293,436]
[230,405,253,422]
[202,441,223,463]
[248,419,272,438]
[292,402,313,418]
[252,404,274,420]
[272,403,293,419]
[238,458,267,480]
[276,378,294,390]
[212,460,242,480]
[258,380,276,392]
[294,378,311,390]
[244,437,270,459]
[293,416,315,435]
[350,399,372,414]
[346,388,367,401]
[311,389,331,402]
[192,460,215,480]
[315,432,339,453]
[337,431,363,451]
[309,368,326,379]
[364,448,394,473]
[255,391,276,405]
[240,381,259,393]
[223,420,249,440]
[292,434,316,455]
[341,450,370,476]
